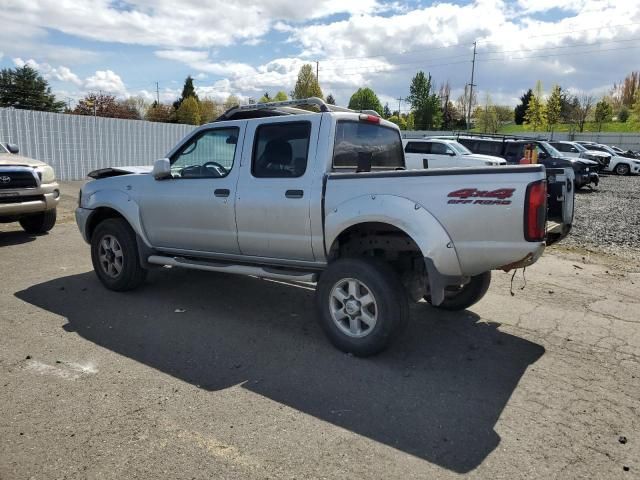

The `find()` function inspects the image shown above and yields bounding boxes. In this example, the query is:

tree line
[2,64,639,131]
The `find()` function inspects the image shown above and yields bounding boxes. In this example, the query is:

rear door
[235,115,320,261]
[404,141,431,169]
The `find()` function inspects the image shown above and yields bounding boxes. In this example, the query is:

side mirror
[152,158,171,180]
[447,151,456,156]
[538,151,548,160]
[6,143,19,154]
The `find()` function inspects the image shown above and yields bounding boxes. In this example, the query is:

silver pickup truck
[76,98,574,356]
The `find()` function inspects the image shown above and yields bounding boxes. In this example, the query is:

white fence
[1,107,638,181]
[404,130,640,151]
[0,107,196,181]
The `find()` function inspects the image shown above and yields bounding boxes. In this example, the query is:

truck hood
[465,153,507,164]
[88,165,153,179]
[0,153,48,167]
[558,156,598,167]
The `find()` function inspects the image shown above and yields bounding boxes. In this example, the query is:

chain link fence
[0,107,196,180]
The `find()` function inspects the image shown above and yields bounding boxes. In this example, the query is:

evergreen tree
[173,75,199,110]
[546,85,562,133]
[594,98,613,131]
[326,93,336,105]
[347,87,383,114]
[383,103,391,118]
[407,71,442,129]
[514,89,533,125]
[291,64,323,100]
[524,81,546,131]
[176,96,201,125]
[0,65,65,112]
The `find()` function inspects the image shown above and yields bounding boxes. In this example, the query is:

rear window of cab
[332,120,404,170]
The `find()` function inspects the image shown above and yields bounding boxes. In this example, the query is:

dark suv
[456,135,599,188]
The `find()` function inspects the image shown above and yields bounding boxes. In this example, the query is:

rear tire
[615,163,630,175]
[426,271,491,311]
[19,209,56,234]
[91,218,147,291]
[316,258,409,357]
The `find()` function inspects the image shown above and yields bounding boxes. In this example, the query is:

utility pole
[466,41,477,131]
[156,81,160,104]
[397,96,403,116]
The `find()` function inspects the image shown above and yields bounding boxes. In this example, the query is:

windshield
[540,142,562,157]
[571,143,587,152]
[449,142,472,155]
[597,145,616,155]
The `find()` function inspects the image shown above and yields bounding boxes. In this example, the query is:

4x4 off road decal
[447,188,515,205]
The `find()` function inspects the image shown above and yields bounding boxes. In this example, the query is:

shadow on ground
[0,230,37,247]
[16,268,544,473]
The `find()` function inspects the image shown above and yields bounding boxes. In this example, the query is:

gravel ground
[557,174,640,261]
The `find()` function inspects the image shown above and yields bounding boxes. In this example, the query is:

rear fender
[324,194,462,277]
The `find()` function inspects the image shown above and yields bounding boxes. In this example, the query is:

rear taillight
[524,180,547,242]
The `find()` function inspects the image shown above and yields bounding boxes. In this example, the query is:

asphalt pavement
[0,189,639,479]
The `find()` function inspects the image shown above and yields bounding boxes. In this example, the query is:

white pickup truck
[76,98,574,356]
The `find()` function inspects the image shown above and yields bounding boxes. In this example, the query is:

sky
[0,0,639,111]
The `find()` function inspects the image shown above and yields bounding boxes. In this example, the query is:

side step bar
[147,255,319,283]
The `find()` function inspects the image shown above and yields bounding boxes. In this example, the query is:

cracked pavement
[1,187,639,479]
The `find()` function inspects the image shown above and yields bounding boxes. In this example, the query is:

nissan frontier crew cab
[76,98,574,356]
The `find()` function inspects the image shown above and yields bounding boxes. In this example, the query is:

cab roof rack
[215,97,381,122]
[454,131,550,142]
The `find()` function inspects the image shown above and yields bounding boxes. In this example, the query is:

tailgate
[545,167,574,244]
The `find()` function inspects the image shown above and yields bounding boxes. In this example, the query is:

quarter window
[171,128,239,178]
[252,122,311,178]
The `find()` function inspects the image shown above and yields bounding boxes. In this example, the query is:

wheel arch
[324,194,462,277]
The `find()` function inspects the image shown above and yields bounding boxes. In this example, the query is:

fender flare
[324,194,462,277]
[83,189,152,247]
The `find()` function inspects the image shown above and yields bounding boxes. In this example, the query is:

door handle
[214,188,230,197]
[423,158,429,168]
[285,189,304,199]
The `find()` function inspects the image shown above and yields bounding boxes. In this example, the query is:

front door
[235,116,320,261]
[137,123,244,253]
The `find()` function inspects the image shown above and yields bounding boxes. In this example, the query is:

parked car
[549,141,611,170]
[76,98,574,356]
[583,144,640,175]
[402,138,506,170]
[457,135,599,188]
[0,142,59,233]
[611,145,640,160]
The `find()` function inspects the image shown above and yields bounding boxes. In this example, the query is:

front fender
[324,194,462,277]
[82,189,151,247]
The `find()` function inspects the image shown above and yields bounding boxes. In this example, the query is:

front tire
[316,258,409,357]
[19,209,56,234]
[91,218,147,291]
[615,163,630,175]
[426,271,491,311]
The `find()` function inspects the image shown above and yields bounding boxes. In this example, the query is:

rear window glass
[333,120,404,170]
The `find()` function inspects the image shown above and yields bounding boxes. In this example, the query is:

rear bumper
[0,182,60,219]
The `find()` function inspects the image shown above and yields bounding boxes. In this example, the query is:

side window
[333,121,404,170]
[171,127,238,179]
[476,140,501,155]
[430,142,448,155]
[504,143,522,162]
[252,122,311,178]
[405,142,430,154]
[553,143,566,152]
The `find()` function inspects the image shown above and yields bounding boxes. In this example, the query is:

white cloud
[84,70,127,96]
[12,57,82,86]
